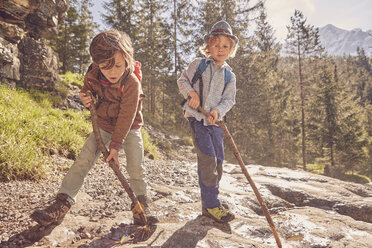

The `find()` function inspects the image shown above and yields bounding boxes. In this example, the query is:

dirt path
[1,135,372,247]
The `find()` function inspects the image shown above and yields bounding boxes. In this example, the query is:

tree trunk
[298,42,307,170]
[174,0,177,75]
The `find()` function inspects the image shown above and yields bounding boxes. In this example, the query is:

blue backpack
[180,58,232,106]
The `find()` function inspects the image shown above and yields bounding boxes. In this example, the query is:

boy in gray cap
[177,20,238,223]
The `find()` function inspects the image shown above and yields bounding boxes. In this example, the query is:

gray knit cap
[204,20,238,44]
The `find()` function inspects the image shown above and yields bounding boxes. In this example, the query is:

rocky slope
[319,24,372,56]
[0,0,68,90]
[0,125,371,248]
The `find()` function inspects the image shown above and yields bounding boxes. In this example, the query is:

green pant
[58,128,146,203]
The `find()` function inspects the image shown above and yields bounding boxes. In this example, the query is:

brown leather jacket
[81,63,143,150]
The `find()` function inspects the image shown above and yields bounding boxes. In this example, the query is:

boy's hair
[89,29,134,69]
[199,34,238,58]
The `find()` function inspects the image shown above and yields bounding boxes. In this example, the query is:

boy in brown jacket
[30,29,158,226]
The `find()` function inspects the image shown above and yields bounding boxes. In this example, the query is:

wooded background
[49,0,372,180]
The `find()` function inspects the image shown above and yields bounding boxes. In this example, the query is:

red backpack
[89,61,144,99]
[119,61,142,94]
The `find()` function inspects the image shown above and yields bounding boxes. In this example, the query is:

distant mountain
[319,24,372,56]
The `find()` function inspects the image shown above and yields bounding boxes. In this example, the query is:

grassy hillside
[0,75,160,181]
[0,84,91,181]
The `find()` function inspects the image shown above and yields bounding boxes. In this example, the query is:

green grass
[0,73,172,181]
[344,172,371,184]
[141,129,159,160]
[306,163,325,174]
[60,72,84,89]
[307,163,371,184]
[0,85,91,181]
[54,72,85,101]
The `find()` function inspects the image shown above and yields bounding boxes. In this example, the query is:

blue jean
[189,118,224,209]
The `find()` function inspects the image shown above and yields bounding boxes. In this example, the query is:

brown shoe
[131,195,159,225]
[30,193,72,226]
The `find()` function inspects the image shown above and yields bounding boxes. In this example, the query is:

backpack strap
[180,59,210,106]
[222,69,232,94]
[197,59,210,108]
[191,58,210,86]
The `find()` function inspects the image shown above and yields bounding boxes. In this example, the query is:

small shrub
[344,173,371,184]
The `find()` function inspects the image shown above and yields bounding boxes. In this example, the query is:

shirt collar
[98,71,111,86]
[205,57,232,71]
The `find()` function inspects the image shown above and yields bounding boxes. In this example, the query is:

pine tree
[164,0,196,126]
[336,99,369,176]
[255,9,277,53]
[102,0,137,41]
[74,0,96,74]
[354,47,372,105]
[102,0,171,119]
[364,104,372,179]
[53,3,79,73]
[250,9,295,166]
[172,0,196,74]
[308,58,369,177]
[135,0,172,116]
[308,59,339,175]
[48,0,96,74]
[285,9,323,170]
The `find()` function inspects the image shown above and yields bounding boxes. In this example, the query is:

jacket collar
[85,63,132,88]
[205,57,232,71]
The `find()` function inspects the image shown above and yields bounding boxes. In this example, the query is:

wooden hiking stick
[86,91,148,226]
[198,106,282,248]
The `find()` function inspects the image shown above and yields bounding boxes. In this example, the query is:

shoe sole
[30,211,63,226]
[30,212,52,226]
[202,211,235,223]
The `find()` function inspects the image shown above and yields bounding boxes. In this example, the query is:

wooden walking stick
[86,91,156,242]
[87,91,147,225]
[198,106,282,248]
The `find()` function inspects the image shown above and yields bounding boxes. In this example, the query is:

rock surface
[0,0,68,90]
[0,129,371,248]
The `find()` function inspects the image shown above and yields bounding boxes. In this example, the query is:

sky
[265,0,372,40]
[91,0,372,41]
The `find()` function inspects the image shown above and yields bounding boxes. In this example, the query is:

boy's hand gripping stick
[198,106,282,248]
[86,91,148,226]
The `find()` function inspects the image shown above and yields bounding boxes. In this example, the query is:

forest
[48,0,372,182]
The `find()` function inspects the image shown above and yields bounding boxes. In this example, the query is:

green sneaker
[202,205,235,223]
[202,203,229,215]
